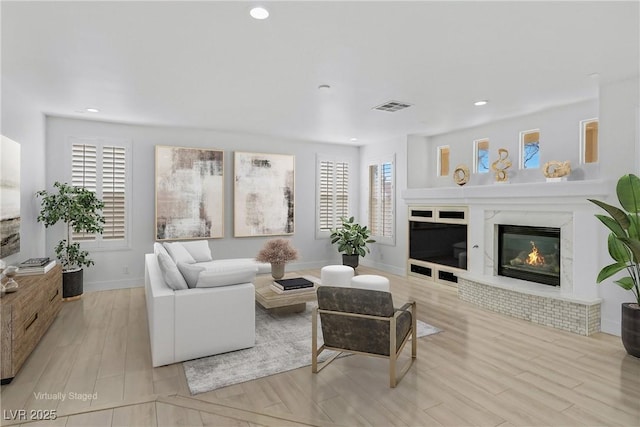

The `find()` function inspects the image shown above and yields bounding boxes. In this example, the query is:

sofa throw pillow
[180,240,213,262]
[157,252,189,290]
[153,242,170,258]
[177,262,206,289]
[196,267,258,288]
[163,242,196,264]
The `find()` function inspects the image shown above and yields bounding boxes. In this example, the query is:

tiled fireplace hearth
[457,278,601,335]
[403,180,608,336]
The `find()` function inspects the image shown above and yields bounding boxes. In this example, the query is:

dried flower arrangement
[256,238,299,264]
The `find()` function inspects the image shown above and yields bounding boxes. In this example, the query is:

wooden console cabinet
[1,264,62,384]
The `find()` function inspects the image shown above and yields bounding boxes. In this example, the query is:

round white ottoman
[350,274,390,292]
[320,265,354,287]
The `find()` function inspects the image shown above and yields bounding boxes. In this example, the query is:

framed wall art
[0,136,20,257]
[155,145,224,240]
[234,152,294,237]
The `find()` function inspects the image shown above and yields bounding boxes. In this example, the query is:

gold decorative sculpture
[453,164,470,186]
[491,148,512,182]
[543,160,571,178]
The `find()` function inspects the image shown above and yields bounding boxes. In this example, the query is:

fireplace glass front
[498,224,560,286]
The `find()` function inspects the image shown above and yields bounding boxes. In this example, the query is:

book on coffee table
[273,277,314,291]
[270,283,316,295]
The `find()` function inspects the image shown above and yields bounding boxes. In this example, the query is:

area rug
[183,301,441,394]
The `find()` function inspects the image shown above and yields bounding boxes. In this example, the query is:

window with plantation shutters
[102,146,126,240]
[316,157,350,237]
[368,158,394,243]
[72,144,98,241]
[70,138,130,247]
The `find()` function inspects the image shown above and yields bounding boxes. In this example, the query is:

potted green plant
[256,238,299,279]
[330,216,375,269]
[589,173,640,358]
[36,181,105,299]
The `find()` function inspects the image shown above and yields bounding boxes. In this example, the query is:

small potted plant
[256,238,299,279]
[330,216,375,269]
[589,173,640,358]
[36,182,105,299]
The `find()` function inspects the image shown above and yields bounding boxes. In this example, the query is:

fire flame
[526,241,545,266]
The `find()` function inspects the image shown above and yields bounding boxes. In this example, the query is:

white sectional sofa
[144,241,270,367]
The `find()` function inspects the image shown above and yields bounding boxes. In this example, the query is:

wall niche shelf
[402,179,610,205]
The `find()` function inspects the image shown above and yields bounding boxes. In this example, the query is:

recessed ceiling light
[86,108,100,113]
[318,84,331,91]
[250,7,269,20]
[350,137,358,142]
[474,100,488,107]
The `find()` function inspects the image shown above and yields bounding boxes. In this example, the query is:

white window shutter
[369,161,394,239]
[102,146,126,240]
[318,159,349,232]
[71,144,97,241]
[70,141,128,243]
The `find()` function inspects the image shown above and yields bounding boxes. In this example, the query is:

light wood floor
[1,266,639,427]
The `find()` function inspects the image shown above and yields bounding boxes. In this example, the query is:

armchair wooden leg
[390,316,397,388]
[411,301,417,359]
[312,306,318,373]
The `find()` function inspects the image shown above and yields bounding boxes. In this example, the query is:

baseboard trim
[359,259,406,276]
[84,277,143,292]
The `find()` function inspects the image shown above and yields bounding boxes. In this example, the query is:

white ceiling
[2,1,638,145]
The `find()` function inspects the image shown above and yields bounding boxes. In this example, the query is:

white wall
[401,78,640,336]
[409,99,599,188]
[0,80,47,265]
[597,76,640,335]
[359,135,408,276]
[45,117,360,291]
[406,134,429,189]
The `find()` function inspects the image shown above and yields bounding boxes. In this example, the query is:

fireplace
[497,224,561,286]
[403,186,603,335]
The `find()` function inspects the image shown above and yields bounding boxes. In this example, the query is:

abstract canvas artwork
[155,146,224,240]
[234,152,294,237]
[0,136,20,257]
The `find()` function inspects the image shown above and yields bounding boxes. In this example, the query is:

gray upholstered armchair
[312,286,417,387]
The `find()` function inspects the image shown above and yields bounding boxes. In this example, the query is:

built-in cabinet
[1,264,62,384]
[407,206,468,286]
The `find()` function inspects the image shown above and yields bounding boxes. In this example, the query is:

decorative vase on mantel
[271,263,285,280]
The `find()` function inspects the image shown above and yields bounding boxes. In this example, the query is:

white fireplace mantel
[403,179,607,335]
[402,179,611,205]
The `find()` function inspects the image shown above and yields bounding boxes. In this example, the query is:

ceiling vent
[372,100,412,112]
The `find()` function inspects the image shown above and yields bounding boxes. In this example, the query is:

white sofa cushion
[164,242,196,264]
[180,240,213,262]
[157,251,189,290]
[177,262,206,288]
[154,242,170,257]
[196,267,257,288]
[196,258,271,275]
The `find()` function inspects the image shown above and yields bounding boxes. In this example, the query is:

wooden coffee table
[255,274,319,314]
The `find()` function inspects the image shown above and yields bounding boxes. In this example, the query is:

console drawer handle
[49,289,59,302]
[25,313,38,331]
